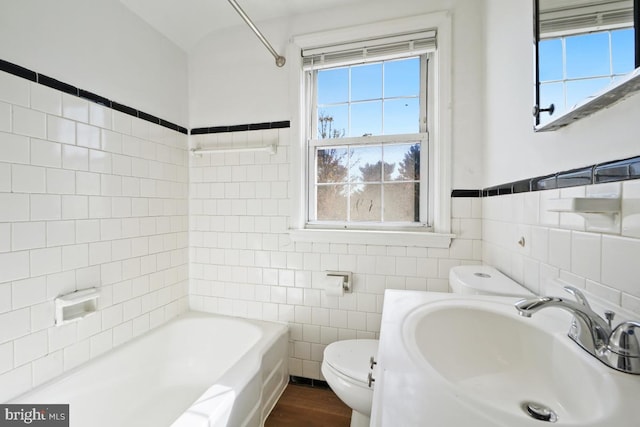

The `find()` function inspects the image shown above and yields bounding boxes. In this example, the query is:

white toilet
[321,265,532,427]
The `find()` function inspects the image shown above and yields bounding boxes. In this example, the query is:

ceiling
[119,0,367,52]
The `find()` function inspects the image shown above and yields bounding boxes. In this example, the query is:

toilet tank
[449,265,533,297]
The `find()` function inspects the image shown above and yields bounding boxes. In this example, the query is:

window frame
[288,13,453,248]
[305,54,431,230]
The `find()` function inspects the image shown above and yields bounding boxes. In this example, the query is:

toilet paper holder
[325,271,352,293]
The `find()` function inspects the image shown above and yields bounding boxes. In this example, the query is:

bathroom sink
[395,297,640,426]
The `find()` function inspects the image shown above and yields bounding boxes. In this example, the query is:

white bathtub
[10,312,289,427]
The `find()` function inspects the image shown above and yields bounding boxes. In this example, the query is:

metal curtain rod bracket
[227,0,286,67]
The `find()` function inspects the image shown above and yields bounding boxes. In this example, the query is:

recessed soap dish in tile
[546,197,620,213]
[55,288,100,326]
[546,197,621,233]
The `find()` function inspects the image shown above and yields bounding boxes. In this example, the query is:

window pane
[612,28,635,75]
[350,101,382,137]
[384,143,420,181]
[539,81,564,122]
[383,98,419,134]
[538,39,563,82]
[384,58,420,97]
[317,148,348,183]
[350,184,381,221]
[566,77,610,108]
[384,183,419,222]
[318,107,348,139]
[318,67,348,104]
[352,63,382,101]
[566,33,610,79]
[317,185,347,220]
[350,146,382,182]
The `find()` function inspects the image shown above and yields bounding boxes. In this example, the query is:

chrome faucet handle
[604,311,616,329]
[608,321,640,357]
[564,286,592,309]
[603,321,640,374]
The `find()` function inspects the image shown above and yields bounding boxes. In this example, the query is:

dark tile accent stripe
[0,58,187,134]
[594,156,640,183]
[557,166,593,188]
[0,59,37,82]
[79,89,111,107]
[229,124,250,132]
[38,74,78,96]
[248,122,271,130]
[531,174,557,191]
[111,101,138,118]
[138,111,160,125]
[452,155,640,199]
[451,189,482,198]
[191,121,291,135]
[190,127,210,135]
[512,179,531,193]
[270,121,291,129]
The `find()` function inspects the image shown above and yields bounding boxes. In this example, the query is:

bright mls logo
[0,405,68,427]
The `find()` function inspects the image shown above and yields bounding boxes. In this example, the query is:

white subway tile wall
[0,70,189,401]
[483,187,640,313]
[188,130,483,380]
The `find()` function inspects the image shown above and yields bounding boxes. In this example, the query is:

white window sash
[306,133,429,227]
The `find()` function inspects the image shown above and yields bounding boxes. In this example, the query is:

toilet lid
[449,265,533,297]
[324,339,379,383]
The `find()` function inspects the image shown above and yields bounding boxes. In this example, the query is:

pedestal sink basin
[370,291,640,427]
[404,299,616,424]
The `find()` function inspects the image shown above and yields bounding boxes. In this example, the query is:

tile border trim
[190,120,290,135]
[452,155,640,197]
[0,58,189,134]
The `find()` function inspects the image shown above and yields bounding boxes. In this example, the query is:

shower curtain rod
[227,0,286,67]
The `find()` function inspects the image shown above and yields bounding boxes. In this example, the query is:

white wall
[483,0,640,186]
[0,0,189,126]
[0,72,190,401]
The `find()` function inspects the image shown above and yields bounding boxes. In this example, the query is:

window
[538,2,635,124]
[290,13,453,247]
[303,35,433,231]
[539,28,634,123]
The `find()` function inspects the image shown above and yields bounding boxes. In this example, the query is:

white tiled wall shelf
[0,70,190,401]
[189,129,483,380]
[483,181,640,316]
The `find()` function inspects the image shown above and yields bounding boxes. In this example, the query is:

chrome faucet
[515,286,640,374]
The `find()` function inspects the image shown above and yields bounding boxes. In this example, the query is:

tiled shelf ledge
[451,155,640,198]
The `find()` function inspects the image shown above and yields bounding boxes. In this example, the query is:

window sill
[288,228,454,248]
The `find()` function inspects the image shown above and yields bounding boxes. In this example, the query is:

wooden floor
[265,383,351,427]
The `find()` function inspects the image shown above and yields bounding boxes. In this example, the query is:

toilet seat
[324,339,378,385]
